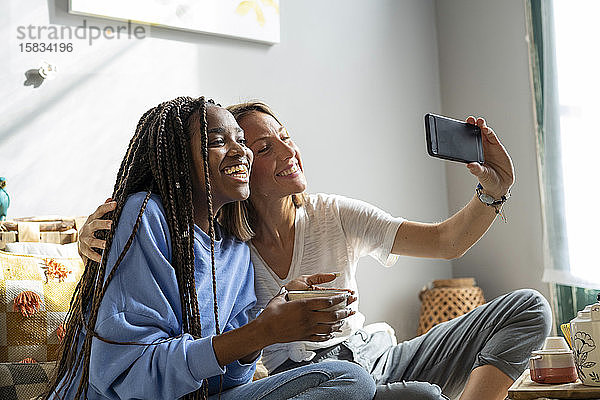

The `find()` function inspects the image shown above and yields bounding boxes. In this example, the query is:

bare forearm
[211,319,270,367]
[435,116,514,259]
[437,194,499,259]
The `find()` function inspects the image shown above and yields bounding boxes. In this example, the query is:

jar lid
[576,304,594,319]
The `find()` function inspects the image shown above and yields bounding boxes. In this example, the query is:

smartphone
[424,113,484,164]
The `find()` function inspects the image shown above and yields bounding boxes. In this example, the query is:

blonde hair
[217,201,254,242]
[224,101,308,238]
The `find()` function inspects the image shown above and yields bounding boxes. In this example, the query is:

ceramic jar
[529,337,578,384]
[529,349,578,384]
[570,294,600,386]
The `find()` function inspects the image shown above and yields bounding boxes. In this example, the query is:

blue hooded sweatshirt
[51,193,258,399]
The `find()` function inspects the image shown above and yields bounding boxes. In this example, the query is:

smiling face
[189,105,253,212]
[237,111,306,202]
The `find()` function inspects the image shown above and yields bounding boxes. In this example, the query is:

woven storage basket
[417,278,485,335]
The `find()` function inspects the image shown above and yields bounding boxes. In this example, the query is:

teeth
[277,163,300,177]
[223,164,248,176]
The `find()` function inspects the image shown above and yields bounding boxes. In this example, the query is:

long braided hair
[45,96,221,400]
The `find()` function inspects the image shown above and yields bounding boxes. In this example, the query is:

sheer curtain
[526,0,600,289]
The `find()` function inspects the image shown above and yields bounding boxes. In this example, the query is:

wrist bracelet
[476,183,510,223]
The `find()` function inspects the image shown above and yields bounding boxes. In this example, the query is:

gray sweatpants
[273,289,552,399]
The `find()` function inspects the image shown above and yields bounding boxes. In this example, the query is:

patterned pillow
[0,361,55,400]
[0,250,83,363]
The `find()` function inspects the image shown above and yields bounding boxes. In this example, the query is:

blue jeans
[208,360,375,400]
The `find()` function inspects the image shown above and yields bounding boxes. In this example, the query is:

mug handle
[529,355,542,370]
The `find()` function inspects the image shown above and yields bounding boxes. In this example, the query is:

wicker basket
[417,278,485,335]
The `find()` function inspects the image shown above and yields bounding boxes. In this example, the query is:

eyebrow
[207,127,244,134]
[248,126,287,146]
[248,136,268,147]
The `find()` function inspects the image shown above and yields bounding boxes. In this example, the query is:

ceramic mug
[287,290,348,311]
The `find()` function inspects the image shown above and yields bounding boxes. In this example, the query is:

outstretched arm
[391,116,514,260]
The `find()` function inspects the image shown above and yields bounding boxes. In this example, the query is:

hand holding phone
[424,113,484,164]
[425,113,515,202]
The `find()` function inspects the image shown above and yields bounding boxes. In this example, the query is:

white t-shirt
[251,193,405,372]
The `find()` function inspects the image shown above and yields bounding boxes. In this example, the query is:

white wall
[435,0,550,301]
[1,0,451,340]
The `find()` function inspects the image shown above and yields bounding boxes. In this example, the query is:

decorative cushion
[0,361,55,400]
[0,250,84,363]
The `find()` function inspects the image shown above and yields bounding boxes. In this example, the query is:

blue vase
[0,177,9,221]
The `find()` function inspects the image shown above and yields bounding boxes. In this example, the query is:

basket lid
[432,278,476,288]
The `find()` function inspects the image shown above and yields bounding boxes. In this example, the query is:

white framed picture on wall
[69,0,280,44]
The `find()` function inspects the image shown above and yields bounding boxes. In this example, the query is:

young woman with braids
[80,101,552,400]
[47,96,376,400]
